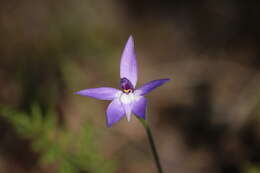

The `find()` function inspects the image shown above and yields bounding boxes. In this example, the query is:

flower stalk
[75,35,169,172]
[139,118,163,173]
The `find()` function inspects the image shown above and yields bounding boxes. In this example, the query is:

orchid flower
[75,36,169,127]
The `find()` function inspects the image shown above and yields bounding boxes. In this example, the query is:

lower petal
[106,99,125,127]
[122,103,133,121]
[132,97,147,119]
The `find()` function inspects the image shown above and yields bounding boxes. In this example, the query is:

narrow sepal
[75,87,120,100]
[120,36,138,87]
[137,79,170,95]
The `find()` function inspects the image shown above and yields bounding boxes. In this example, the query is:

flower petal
[132,97,147,119]
[137,79,170,95]
[75,87,121,100]
[122,103,133,122]
[106,99,125,127]
[120,36,138,87]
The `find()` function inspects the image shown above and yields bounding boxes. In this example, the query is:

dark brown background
[0,0,260,172]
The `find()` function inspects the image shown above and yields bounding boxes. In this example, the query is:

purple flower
[75,36,170,127]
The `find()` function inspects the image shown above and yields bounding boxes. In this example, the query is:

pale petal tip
[74,91,83,95]
[126,35,134,48]
[128,35,134,40]
[106,122,113,128]
[74,90,89,96]
[164,78,171,82]
[160,78,171,84]
[163,78,170,80]
[126,115,131,122]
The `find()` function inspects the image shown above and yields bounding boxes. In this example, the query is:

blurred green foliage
[243,163,260,173]
[0,104,116,173]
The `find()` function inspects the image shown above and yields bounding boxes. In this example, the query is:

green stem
[139,118,163,173]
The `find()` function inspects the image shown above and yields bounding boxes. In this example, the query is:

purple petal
[137,79,170,95]
[75,87,120,100]
[132,97,147,119]
[120,36,138,87]
[106,99,125,127]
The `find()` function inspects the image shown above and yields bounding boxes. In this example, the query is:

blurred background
[0,0,260,172]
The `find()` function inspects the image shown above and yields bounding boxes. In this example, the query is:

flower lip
[120,77,134,93]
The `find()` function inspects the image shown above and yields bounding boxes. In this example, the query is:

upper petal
[120,36,138,87]
[106,99,125,127]
[137,79,170,95]
[75,87,121,100]
[132,96,147,119]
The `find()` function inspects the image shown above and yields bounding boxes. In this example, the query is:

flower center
[123,89,131,93]
[120,93,135,104]
[120,77,134,94]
